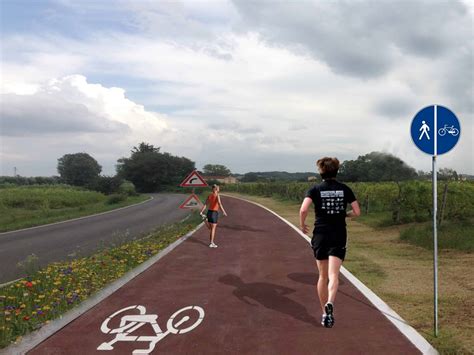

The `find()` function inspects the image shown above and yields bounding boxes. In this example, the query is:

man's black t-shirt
[305,179,356,228]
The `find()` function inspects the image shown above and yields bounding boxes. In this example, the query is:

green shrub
[91,176,123,195]
[119,181,137,196]
[106,194,127,205]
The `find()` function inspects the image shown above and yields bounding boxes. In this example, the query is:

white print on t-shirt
[320,190,345,214]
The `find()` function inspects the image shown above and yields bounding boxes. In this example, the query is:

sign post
[410,105,461,337]
[178,169,208,210]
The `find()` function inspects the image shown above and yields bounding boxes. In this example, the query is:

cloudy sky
[1,0,472,176]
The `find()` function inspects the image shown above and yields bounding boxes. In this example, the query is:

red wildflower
[24,281,33,288]
[23,316,30,321]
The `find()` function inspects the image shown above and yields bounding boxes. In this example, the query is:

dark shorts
[207,210,219,224]
[311,226,347,261]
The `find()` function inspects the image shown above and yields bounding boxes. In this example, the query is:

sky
[1,0,473,176]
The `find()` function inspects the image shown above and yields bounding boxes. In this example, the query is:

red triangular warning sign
[179,194,204,209]
[179,170,208,187]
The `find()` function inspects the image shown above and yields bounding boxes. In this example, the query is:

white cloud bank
[1,75,169,175]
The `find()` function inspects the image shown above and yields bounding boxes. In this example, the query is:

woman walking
[299,157,360,328]
[200,184,228,248]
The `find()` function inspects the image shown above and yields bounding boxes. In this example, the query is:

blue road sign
[411,105,460,155]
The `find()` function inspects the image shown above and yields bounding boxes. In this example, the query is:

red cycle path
[29,197,421,354]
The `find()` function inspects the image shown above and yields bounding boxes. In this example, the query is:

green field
[0,185,149,232]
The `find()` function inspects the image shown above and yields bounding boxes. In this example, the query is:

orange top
[207,193,219,211]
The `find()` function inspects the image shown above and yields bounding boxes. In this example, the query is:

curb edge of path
[1,222,205,355]
[0,196,155,237]
[222,194,438,355]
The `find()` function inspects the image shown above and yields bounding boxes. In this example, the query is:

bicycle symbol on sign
[438,125,459,137]
[97,305,205,354]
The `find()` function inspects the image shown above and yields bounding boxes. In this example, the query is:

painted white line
[1,222,205,355]
[222,194,438,355]
[0,196,154,236]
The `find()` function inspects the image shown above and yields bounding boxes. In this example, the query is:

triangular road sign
[180,170,208,187]
[179,194,204,209]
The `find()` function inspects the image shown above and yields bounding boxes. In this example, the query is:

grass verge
[0,185,149,232]
[400,220,474,252]
[0,212,201,348]
[223,192,474,354]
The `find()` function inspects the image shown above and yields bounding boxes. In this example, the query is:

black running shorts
[311,226,347,261]
[207,210,219,224]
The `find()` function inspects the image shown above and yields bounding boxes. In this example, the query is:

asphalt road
[28,196,423,355]
[0,193,190,283]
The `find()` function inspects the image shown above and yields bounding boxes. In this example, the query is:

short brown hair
[317,157,340,178]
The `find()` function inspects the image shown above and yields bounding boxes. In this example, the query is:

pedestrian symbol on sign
[419,120,430,140]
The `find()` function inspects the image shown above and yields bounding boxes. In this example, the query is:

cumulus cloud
[1,75,171,174]
[1,75,167,137]
[1,93,128,136]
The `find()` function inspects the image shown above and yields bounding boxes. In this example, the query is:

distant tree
[92,175,123,195]
[117,142,195,192]
[57,153,102,187]
[241,172,259,182]
[416,170,431,180]
[131,142,160,154]
[438,168,458,181]
[338,152,417,182]
[203,164,231,176]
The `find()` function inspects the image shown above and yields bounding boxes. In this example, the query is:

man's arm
[346,201,361,218]
[299,197,313,234]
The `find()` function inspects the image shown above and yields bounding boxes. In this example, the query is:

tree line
[237,152,460,183]
[1,149,463,193]
[56,142,195,193]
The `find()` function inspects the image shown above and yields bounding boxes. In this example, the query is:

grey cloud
[232,0,471,79]
[0,93,130,136]
[374,97,417,119]
[208,120,262,134]
[440,50,473,114]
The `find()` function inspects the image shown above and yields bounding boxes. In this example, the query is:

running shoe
[209,243,214,248]
[324,302,335,328]
[211,243,218,248]
[321,314,327,326]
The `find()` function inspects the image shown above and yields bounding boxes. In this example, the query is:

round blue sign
[410,105,460,155]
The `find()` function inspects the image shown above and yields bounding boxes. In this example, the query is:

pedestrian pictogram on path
[179,194,204,209]
[97,305,205,354]
[180,170,208,187]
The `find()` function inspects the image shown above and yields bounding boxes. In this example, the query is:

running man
[299,157,360,328]
[200,184,228,248]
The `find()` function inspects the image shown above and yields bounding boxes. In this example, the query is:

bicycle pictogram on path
[97,305,205,354]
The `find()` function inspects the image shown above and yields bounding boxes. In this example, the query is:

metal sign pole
[433,105,438,337]
[411,104,460,339]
